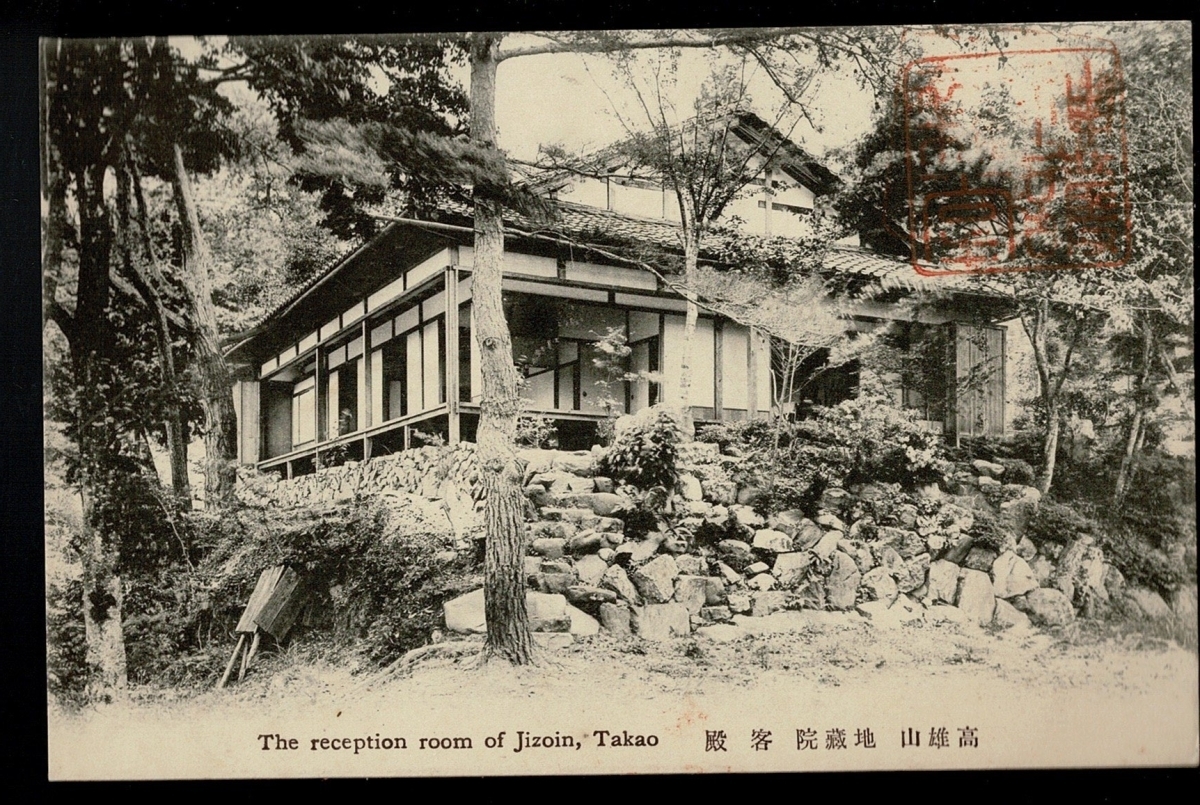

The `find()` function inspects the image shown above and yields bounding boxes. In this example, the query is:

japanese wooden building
[226,117,1013,479]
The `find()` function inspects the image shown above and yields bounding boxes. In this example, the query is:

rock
[1171,586,1197,623]
[819,487,850,511]
[812,530,843,561]
[978,475,1000,487]
[566,604,600,636]
[630,555,679,603]
[876,526,925,559]
[700,605,732,623]
[566,476,596,493]
[752,590,788,616]
[703,577,727,606]
[753,528,794,554]
[598,602,632,635]
[749,573,776,592]
[993,598,1031,631]
[815,513,846,531]
[679,474,704,501]
[861,567,899,605]
[1016,537,1038,561]
[584,492,629,516]
[574,554,609,587]
[895,553,931,594]
[716,540,754,572]
[875,545,906,577]
[825,552,861,610]
[672,554,703,576]
[890,594,925,624]
[773,552,814,588]
[731,504,765,529]
[736,486,765,506]
[704,480,738,506]
[991,551,1039,599]
[614,538,661,566]
[530,538,567,560]
[851,544,876,574]
[972,459,1006,477]
[600,565,641,605]
[745,561,771,576]
[1020,588,1075,626]
[551,452,596,476]
[768,509,807,536]
[927,560,961,604]
[592,476,615,494]
[964,546,999,572]
[1031,555,1055,587]
[540,559,574,575]
[566,532,605,554]
[1125,587,1172,621]
[793,575,826,610]
[673,575,710,614]
[443,588,487,633]
[527,592,572,632]
[927,605,969,625]
[694,621,747,643]
[943,533,975,564]
[524,556,544,580]
[955,569,997,627]
[717,562,742,585]
[594,516,624,534]
[631,603,691,640]
[533,572,576,595]
[597,547,616,563]
[727,591,752,614]
[895,504,919,529]
[1102,564,1126,600]
[792,519,825,550]
[565,585,618,606]
[524,484,552,507]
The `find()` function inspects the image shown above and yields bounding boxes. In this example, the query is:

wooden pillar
[713,318,725,420]
[747,325,759,418]
[358,319,370,431]
[313,344,322,466]
[445,256,461,444]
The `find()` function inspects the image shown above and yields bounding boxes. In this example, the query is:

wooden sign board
[234,566,304,640]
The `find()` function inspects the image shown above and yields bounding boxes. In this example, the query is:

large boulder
[876,526,925,559]
[895,553,931,594]
[792,519,825,551]
[773,552,814,588]
[1125,587,1173,621]
[600,565,641,605]
[861,567,899,605]
[566,604,600,636]
[731,504,765,529]
[956,569,997,626]
[927,560,961,604]
[574,554,609,587]
[527,592,572,632]
[630,555,680,603]
[751,590,788,617]
[673,575,710,615]
[993,598,1032,631]
[812,530,844,561]
[598,601,632,635]
[991,551,1039,599]
[825,552,861,610]
[768,509,807,535]
[942,532,975,564]
[1020,588,1075,626]
[753,528,795,554]
[964,546,999,572]
[565,585,618,606]
[443,588,487,633]
[631,603,691,640]
[678,474,704,501]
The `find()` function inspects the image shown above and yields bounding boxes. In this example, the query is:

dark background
[2,0,1194,796]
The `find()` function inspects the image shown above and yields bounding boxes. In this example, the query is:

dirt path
[49,614,1198,778]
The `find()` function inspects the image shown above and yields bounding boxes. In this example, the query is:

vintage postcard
[43,22,1196,779]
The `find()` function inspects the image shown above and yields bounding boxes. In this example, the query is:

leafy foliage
[599,407,682,490]
[46,579,89,708]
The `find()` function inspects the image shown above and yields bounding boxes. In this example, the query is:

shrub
[1026,500,1097,545]
[515,414,559,449]
[967,509,1011,552]
[1098,528,1187,599]
[599,407,681,490]
[998,458,1037,487]
[46,578,88,707]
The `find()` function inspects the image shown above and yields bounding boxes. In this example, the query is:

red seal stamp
[900,34,1131,275]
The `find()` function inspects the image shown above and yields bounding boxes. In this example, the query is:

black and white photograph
[39,21,1197,778]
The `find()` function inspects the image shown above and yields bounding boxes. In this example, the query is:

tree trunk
[118,153,192,505]
[1038,403,1061,495]
[470,36,536,666]
[79,489,128,699]
[1114,320,1155,505]
[674,222,701,440]
[170,143,238,509]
